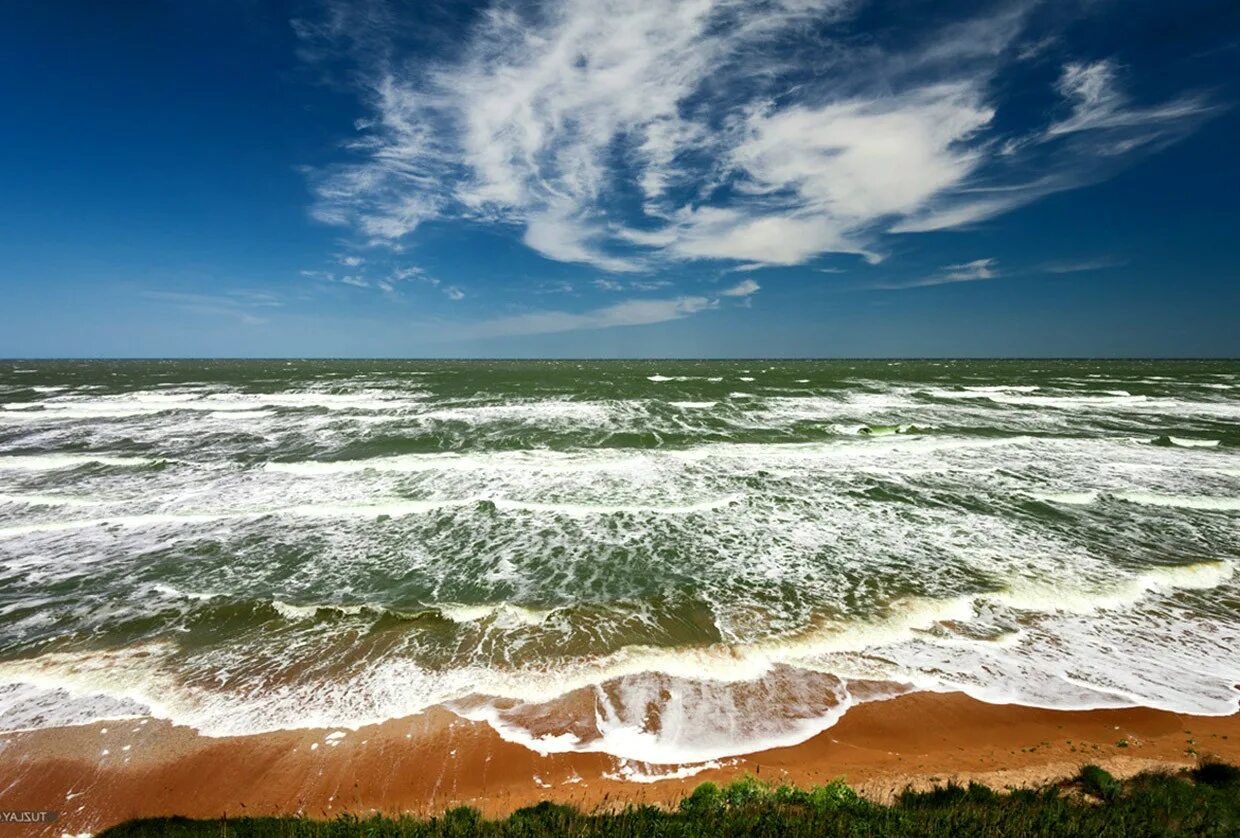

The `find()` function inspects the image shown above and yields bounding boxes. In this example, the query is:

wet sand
[3,691,1238,836]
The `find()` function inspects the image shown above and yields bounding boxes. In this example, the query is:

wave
[0,558,1232,760]
[1028,490,1240,511]
[0,493,105,508]
[438,603,554,627]
[3,366,1239,767]
[857,424,919,437]
[265,449,637,476]
[0,453,158,471]
[1028,490,1099,505]
[1150,435,1221,448]
[265,598,554,628]
[603,760,730,784]
[208,410,276,420]
[992,561,1233,614]
[412,401,609,425]
[270,600,372,621]
[149,584,218,602]
[214,429,1038,480]
[1116,492,1240,512]
[489,495,742,516]
[0,511,228,538]
[0,494,743,538]
[2,391,430,420]
[452,674,863,766]
[281,495,742,520]
[934,390,1152,408]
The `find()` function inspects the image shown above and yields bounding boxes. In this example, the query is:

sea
[1,359,1237,776]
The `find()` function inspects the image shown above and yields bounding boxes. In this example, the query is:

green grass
[99,761,1240,837]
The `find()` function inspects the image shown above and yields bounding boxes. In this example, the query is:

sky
[1,0,1238,358]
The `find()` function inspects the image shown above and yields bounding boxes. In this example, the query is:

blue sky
[1,0,1237,358]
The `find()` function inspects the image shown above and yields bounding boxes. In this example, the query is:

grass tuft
[1077,764,1122,801]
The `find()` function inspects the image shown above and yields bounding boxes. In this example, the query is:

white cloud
[388,265,434,286]
[593,277,673,292]
[721,278,760,297]
[464,294,717,338]
[1046,60,1206,139]
[338,255,366,267]
[523,205,640,272]
[874,258,999,290]
[629,279,672,291]
[303,1,1214,274]
[142,291,279,326]
[1038,255,1126,274]
[895,60,1213,232]
[444,286,466,301]
[939,258,999,283]
[534,280,576,294]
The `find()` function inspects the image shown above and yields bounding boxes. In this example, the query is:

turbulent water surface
[1,360,1238,773]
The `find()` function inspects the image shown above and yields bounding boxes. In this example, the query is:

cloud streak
[1038,255,1128,274]
[872,258,1000,290]
[142,291,281,326]
[457,277,762,338]
[462,295,717,338]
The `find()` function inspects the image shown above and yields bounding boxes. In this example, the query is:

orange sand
[2,692,1238,836]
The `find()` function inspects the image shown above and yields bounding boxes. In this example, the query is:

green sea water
[0,360,1237,771]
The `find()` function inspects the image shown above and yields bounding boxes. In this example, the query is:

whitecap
[1027,490,1099,506]
[0,493,106,508]
[1116,492,1240,511]
[992,561,1232,614]
[1161,436,1221,448]
[0,453,157,471]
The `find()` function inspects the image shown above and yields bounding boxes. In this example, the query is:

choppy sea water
[0,360,1237,775]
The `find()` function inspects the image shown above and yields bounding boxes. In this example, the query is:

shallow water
[0,359,1237,769]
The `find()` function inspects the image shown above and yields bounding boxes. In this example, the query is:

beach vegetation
[1077,764,1121,801]
[98,760,1240,837]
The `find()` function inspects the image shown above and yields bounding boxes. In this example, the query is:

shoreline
[3,691,1238,836]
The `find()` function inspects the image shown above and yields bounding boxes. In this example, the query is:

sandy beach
[2,691,1237,836]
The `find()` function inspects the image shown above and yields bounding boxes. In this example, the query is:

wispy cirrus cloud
[873,258,1000,290]
[458,277,761,338]
[298,0,1216,275]
[872,253,1128,290]
[1038,255,1128,274]
[462,295,717,339]
[1046,60,1209,142]
[302,262,464,300]
[895,60,1215,233]
[142,290,281,326]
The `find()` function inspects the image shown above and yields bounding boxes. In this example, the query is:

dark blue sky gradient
[1,1,1237,357]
